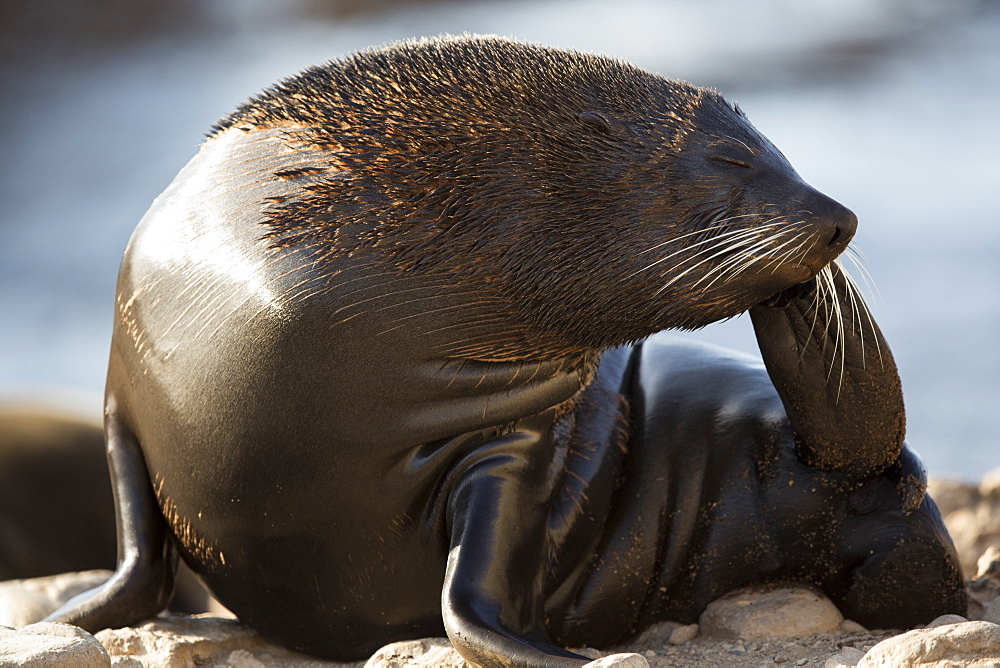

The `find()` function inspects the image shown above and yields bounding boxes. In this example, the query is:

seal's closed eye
[578,110,628,136]
[708,155,754,170]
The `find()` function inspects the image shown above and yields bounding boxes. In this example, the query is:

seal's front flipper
[43,401,175,631]
[442,434,590,667]
[751,265,967,626]
[749,262,904,477]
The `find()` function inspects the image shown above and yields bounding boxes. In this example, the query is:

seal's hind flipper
[43,399,176,631]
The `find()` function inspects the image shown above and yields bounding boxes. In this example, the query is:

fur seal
[42,36,964,665]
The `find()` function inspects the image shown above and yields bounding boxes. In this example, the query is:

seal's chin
[758,275,818,308]
[748,256,828,309]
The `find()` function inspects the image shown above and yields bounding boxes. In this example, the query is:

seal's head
[211,35,856,354]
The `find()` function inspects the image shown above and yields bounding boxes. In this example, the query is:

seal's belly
[113,292,583,642]
[110,251,587,649]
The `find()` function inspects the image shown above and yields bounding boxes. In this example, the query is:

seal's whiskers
[818,266,847,394]
[802,254,883,401]
[650,217,794,294]
[634,214,767,257]
[648,227,782,295]
[699,231,804,291]
[837,254,884,367]
[630,223,778,280]
[690,230,790,287]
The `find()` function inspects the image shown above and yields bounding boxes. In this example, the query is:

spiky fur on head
[211,35,829,351]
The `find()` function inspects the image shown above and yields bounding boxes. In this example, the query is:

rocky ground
[1,470,998,667]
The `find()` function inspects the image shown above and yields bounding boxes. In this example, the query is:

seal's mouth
[759,276,818,308]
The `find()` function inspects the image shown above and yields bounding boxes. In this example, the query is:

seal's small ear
[578,110,629,136]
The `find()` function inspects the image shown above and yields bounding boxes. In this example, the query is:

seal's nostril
[805,191,857,252]
[828,227,844,248]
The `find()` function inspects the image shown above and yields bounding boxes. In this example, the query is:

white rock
[968,556,1000,622]
[858,620,1000,667]
[582,652,649,668]
[111,658,143,668]
[668,622,699,645]
[226,647,288,667]
[986,599,1000,625]
[0,570,111,627]
[699,586,843,640]
[933,470,1000,577]
[978,545,1000,579]
[95,615,333,667]
[837,619,867,635]
[0,621,110,667]
[571,647,602,660]
[943,502,1000,577]
[924,613,968,628]
[824,646,864,668]
[621,620,682,651]
[365,639,648,668]
[365,638,465,667]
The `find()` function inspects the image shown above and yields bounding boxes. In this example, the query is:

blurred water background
[1,0,997,481]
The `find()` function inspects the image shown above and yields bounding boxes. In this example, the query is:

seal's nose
[805,189,857,255]
[826,204,858,253]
